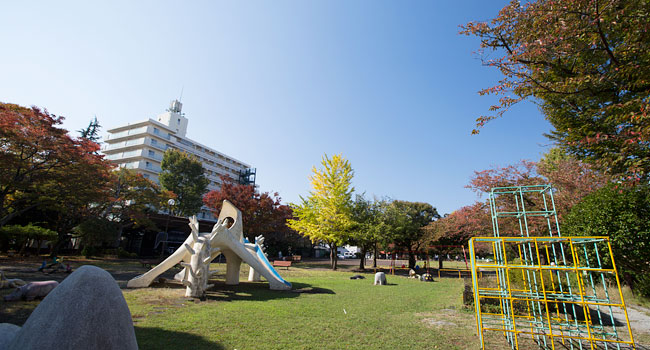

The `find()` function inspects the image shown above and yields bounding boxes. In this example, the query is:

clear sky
[1,1,554,215]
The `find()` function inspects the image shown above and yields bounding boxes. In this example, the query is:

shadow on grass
[554,340,649,350]
[0,298,40,326]
[135,326,225,350]
[200,281,335,302]
[568,305,626,327]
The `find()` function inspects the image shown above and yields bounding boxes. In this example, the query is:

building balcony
[152,128,171,140]
[144,163,162,173]
[103,137,146,152]
[105,126,148,141]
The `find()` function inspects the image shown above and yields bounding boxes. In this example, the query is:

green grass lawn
[124,264,482,350]
[4,257,647,349]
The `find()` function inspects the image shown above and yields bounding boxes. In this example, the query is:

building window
[151,139,158,145]
[148,150,155,157]
[143,174,150,179]
[153,127,159,135]
[177,118,180,124]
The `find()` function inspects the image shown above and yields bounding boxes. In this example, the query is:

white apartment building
[101,100,255,221]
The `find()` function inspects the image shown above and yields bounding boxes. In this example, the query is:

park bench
[272,260,292,270]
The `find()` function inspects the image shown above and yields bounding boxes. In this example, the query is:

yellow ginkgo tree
[287,153,354,270]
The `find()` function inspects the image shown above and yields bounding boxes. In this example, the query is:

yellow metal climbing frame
[469,185,636,350]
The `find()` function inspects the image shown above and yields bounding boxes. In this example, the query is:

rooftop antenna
[179,86,184,102]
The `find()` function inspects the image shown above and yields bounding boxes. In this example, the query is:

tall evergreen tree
[78,116,101,142]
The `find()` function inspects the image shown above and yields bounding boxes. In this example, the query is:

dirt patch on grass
[417,308,473,329]
[421,318,457,327]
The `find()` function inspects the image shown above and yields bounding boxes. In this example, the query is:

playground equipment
[469,185,635,350]
[127,200,291,297]
[0,271,26,289]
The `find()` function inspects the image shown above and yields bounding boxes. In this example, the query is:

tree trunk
[408,249,416,269]
[359,247,366,270]
[373,243,378,268]
[438,254,444,270]
[19,239,28,256]
[52,235,69,256]
[330,242,338,270]
[115,225,125,248]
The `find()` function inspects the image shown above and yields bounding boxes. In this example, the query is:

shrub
[117,247,138,259]
[0,224,57,254]
[81,246,98,258]
[564,184,650,297]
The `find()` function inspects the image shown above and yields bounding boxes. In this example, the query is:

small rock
[374,272,387,285]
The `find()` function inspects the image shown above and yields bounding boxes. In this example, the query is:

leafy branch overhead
[462,0,650,180]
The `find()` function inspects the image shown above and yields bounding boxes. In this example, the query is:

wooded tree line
[286,154,442,271]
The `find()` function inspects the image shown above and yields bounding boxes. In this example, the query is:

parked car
[343,252,355,259]
[337,254,345,260]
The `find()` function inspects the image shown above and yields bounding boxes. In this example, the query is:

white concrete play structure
[127,200,292,297]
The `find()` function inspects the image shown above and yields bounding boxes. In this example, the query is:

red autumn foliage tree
[424,202,491,269]
[203,176,296,251]
[468,149,610,229]
[461,0,650,180]
[536,148,611,216]
[97,168,163,243]
[0,103,112,231]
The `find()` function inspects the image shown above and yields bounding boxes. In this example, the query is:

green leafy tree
[0,223,57,255]
[159,149,209,217]
[564,184,650,296]
[287,154,354,270]
[349,195,382,270]
[381,200,440,269]
[462,0,650,180]
[72,217,119,253]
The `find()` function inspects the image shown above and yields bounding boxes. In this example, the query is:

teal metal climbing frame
[470,185,635,350]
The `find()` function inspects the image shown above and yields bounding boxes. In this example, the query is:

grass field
[3,257,649,349]
[124,263,483,350]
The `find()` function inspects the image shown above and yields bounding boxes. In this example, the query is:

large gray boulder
[0,324,20,350]
[6,265,138,350]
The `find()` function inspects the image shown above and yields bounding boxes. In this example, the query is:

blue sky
[1,1,554,215]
